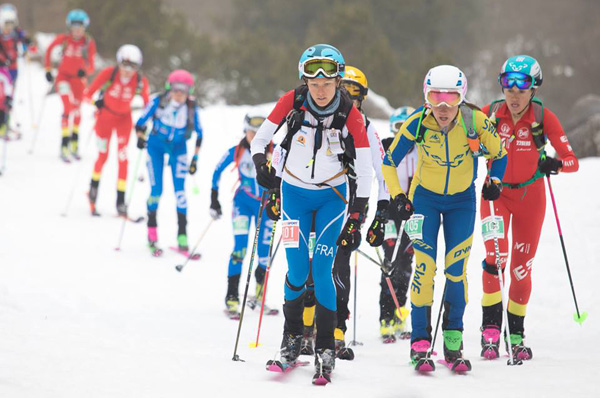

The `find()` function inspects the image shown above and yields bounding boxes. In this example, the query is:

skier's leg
[55,76,72,157]
[170,142,189,247]
[89,112,112,209]
[146,139,164,243]
[69,77,85,156]
[115,115,132,215]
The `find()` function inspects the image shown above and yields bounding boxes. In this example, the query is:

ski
[312,371,331,385]
[246,296,279,315]
[437,358,472,373]
[266,360,309,373]
[336,346,354,360]
[122,215,144,223]
[224,309,240,320]
[148,243,163,257]
[382,335,396,344]
[481,344,500,360]
[169,246,201,260]
[398,331,411,340]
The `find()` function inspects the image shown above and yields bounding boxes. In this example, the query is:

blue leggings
[146,136,188,214]
[281,181,347,312]
[227,190,273,276]
[410,184,476,342]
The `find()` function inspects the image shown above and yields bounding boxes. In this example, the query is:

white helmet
[0,4,18,28]
[423,65,467,106]
[116,44,143,67]
[243,110,267,131]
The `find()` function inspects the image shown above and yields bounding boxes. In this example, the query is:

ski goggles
[245,116,266,129]
[341,80,368,100]
[170,82,192,93]
[119,60,140,71]
[499,71,534,90]
[425,89,463,107]
[391,121,404,134]
[301,58,342,78]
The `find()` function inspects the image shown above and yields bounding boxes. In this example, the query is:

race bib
[384,221,397,241]
[308,232,316,259]
[57,81,71,95]
[325,129,344,155]
[282,220,300,249]
[481,215,504,242]
[404,214,424,240]
[232,215,249,235]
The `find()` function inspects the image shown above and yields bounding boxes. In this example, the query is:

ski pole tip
[175,265,183,272]
[574,311,588,325]
[248,342,261,348]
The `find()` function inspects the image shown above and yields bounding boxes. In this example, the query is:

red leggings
[93,109,132,187]
[481,178,546,317]
[56,74,85,129]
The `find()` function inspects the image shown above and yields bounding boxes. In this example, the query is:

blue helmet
[66,9,90,28]
[298,44,345,79]
[390,106,416,134]
[500,55,543,88]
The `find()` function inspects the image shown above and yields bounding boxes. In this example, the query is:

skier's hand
[94,97,104,109]
[210,189,222,220]
[136,125,147,149]
[366,200,389,247]
[45,71,53,83]
[189,155,198,175]
[482,178,502,201]
[77,69,86,78]
[337,212,362,252]
[392,194,414,221]
[538,156,562,175]
[252,153,277,189]
[265,188,281,221]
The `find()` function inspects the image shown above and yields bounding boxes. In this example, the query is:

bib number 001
[282,220,300,249]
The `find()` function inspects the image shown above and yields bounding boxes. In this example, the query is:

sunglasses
[301,58,342,78]
[426,90,462,107]
[245,116,266,128]
[120,60,140,71]
[499,72,534,90]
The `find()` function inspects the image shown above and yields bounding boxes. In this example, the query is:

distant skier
[0,4,31,83]
[135,69,202,256]
[84,44,149,217]
[44,9,96,162]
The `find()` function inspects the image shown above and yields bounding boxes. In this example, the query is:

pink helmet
[166,69,194,92]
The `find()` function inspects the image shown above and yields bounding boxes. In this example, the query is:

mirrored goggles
[245,116,266,128]
[341,81,367,100]
[120,60,140,71]
[499,72,534,90]
[426,90,462,107]
[171,83,191,93]
[301,58,341,78]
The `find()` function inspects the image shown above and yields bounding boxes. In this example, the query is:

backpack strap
[413,107,429,145]
[530,97,546,153]
[185,97,197,139]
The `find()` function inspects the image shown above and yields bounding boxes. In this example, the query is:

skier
[382,65,507,372]
[251,44,372,384]
[84,44,149,217]
[44,9,96,162]
[209,111,273,319]
[329,65,388,358]
[0,3,31,83]
[0,66,12,137]
[377,106,418,343]
[479,55,579,360]
[135,69,202,256]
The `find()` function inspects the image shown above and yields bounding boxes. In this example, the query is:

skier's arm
[44,34,64,70]
[86,38,96,75]
[212,146,236,191]
[366,121,390,202]
[135,95,160,130]
[250,89,294,158]
[346,106,373,213]
[543,109,579,173]
[475,110,507,181]
[382,113,418,198]
[193,106,203,156]
[140,76,150,106]
[84,67,111,100]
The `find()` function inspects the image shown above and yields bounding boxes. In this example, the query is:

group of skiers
[7,4,580,386]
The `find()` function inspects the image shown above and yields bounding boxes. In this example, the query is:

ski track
[0,61,598,398]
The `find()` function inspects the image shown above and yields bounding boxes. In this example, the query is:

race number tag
[57,81,71,95]
[232,216,249,235]
[326,129,344,155]
[404,214,424,240]
[481,215,504,242]
[384,221,397,241]
[282,220,300,249]
[308,232,316,259]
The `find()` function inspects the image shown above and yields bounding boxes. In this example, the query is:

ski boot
[509,333,533,361]
[334,328,354,360]
[248,266,265,309]
[394,306,411,340]
[410,339,434,372]
[313,348,335,385]
[443,330,472,372]
[88,180,100,216]
[60,136,71,163]
[480,325,501,359]
[116,190,127,218]
[225,295,240,320]
[177,234,188,251]
[300,323,315,356]
[380,318,397,344]
[266,333,304,372]
[147,227,162,257]
[70,131,80,160]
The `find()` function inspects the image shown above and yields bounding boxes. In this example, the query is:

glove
[77,69,86,78]
[94,98,104,109]
[189,155,198,175]
[45,71,53,83]
[337,213,362,252]
[366,200,389,247]
[482,178,503,201]
[136,125,147,149]
[210,189,222,220]
[538,156,562,175]
[392,194,414,221]
[265,188,281,221]
[252,153,277,189]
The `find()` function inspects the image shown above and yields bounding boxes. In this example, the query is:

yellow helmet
[341,65,368,101]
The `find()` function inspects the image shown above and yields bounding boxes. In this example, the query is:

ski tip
[312,374,331,385]
[574,311,588,325]
[507,358,524,366]
[114,247,121,252]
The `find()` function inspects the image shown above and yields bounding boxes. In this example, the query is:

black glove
[538,156,562,175]
[482,178,503,201]
[210,189,222,220]
[4,96,12,111]
[77,69,86,78]
[265,188,281,221]
[22,37,32,46]
[337,213,362,252]
[366,200,389,247]
[189,155,198,175]
[252,153,277,189]
[392,194,414,221]
[136,135,146,149]
[45,71,53,83]
[94,97,104,109]
[136,125,147,149]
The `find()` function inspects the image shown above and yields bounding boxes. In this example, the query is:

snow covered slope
[0,61,598,397]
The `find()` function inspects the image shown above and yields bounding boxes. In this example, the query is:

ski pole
[27,56,35,133]
[114,149,145,250]
[546,176,587,325]
[489,202,520,365]
[250,223,280,348]
[29,83,53,155]
[427,281,447,360]
[174,218,214,271]
[252,233,282,305]
[349,251,363,346]
[0,131,7,175]
[232,191,267,362]
[390,220,407,263]
[375,246,404,320]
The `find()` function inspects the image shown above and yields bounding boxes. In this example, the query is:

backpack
[152,91,197,139]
